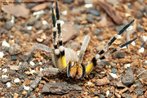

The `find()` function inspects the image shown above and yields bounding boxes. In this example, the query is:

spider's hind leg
[99,20,135,55]
[85,20,135,75]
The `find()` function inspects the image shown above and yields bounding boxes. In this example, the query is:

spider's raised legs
[85,20,137,75]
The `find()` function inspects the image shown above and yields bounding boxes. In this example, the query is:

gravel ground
[0,0,147,98]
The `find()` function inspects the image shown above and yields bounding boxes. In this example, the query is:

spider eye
[67,62,85,79]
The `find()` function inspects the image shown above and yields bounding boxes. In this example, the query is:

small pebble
[63,0,73,4]
[94,29,101,36]
[124,63,131,69]
[85,4,93,8]
[135,88,144,96]
[114,51,125,58]
[106,90,110,97]
[34,21,42,30]
[62,10,67,15]
[4,21,13,30]
[26,26,33,30]
[2,75,8,79]
[111,67,117,74]
[138,47,144,53]
[121,68,134,86]
[0,51,4,58]
[33,10,45,16]
[2,40,10,48]
[87,8,100,16]
[6,82,11,88]
[85,81,95,87]
[23,85,30,91]
[29,61,35,66]
[2,68,8,73]
[109,73,118,79]
[131,41,136,46]
[14,78,20,83]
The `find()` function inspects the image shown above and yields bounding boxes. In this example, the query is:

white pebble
[42,20,48,26]
[106,90,110,97]
[29,61,35,66]
[131,41,136,46]
[2,40,10,48]
[14,78,20,83]
[124,63,131,69]
[23,85,30,91]
[62,10,67,15]
[30,70,36,74]
[6,82,11,88]
[139,47,144,53]
[26,26,32,30]
[109,73,118,79]
[2,75,8,79]
[142,36,147,42]
[33,10,45,16]
[2,68,8,73]
[84,4,93,8]
[0,51,4,58]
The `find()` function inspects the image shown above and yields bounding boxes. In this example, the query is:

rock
[87,8,100,16]
[0,78,11,83]
[31,3,48,11]
[34,21,42,30]
[6,82,11,88]
[86,14,95,23]
[137,69,147,85]
[136,10,143,19]
[4,21,13,30]
[30,76,42,89]
[0,28,7,35]
[135,88,144,96]
[94,29,102,36]
[26,3,37,9]
[137,24,144,32]
[109,73,118,79]
[113,51,125,58]
[122,93,132,98]
[9,44,21,55]
[14,78,20,83]
[2,40,10,48]
[111,67,117,74]
[42,82,82,94]
[95,77,110,86]
[0,51,4,58]
[63,0,74,4]
[99,94,105,98]
[27,16,37,26]
[42,67,59,77]
[2,4,30,18]
[121,67,134,86]
[62,22,79,43]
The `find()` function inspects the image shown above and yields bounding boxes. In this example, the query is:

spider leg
[85,20,135,75]
[99,20,135,55]
[55,1,67,70]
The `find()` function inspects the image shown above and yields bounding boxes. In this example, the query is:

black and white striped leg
[99,20,135,55]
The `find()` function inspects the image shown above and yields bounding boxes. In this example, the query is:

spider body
[51,1,137,79]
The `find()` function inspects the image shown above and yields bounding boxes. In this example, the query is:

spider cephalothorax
[51,1,137,79]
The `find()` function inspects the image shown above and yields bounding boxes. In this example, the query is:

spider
[51,1,137,79]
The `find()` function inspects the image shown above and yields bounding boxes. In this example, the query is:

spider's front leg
[51,2,67,71]
[85,20,137,75]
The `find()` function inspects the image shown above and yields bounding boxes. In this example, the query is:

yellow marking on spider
[61,55,67,69]
[85,62,94,75]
